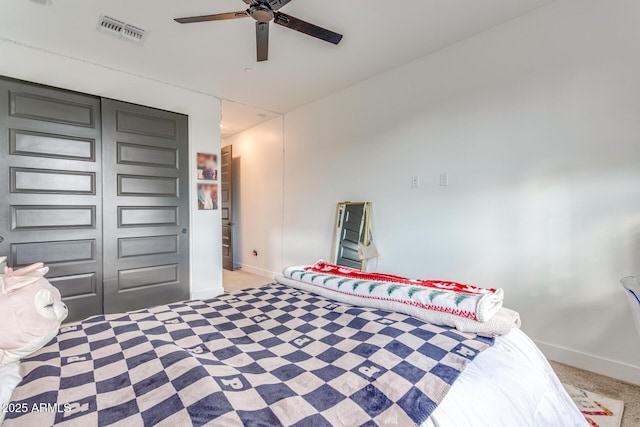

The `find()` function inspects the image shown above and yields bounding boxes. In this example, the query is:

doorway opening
[220,100,284,292]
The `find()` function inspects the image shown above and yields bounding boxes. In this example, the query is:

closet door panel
[101,99,190,313]
[0,77,103,322]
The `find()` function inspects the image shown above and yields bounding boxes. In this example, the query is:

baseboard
[535,339,640,386]
[236,263,277,280]
[191,286,224,300]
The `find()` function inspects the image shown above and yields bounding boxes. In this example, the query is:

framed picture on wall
[196,152,218,180]
[197,183,218,210]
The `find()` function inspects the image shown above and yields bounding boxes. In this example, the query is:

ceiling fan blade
[267,0,294,11]
[274,12,342,45]
[174,11,249,24]
[256,22,269,62]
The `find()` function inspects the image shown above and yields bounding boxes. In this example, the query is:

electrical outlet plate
[411,175,420,188]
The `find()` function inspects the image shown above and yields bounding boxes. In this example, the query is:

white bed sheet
[0,363,21,426]
[425,328,588,427]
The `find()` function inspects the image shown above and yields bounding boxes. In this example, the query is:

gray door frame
[221,145,234,271]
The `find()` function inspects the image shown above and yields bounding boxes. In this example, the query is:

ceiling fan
[174,0,343,62]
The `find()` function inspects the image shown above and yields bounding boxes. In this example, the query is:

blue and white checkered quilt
[4,283,494,426]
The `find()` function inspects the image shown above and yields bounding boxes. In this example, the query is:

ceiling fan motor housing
[250,4,274,23]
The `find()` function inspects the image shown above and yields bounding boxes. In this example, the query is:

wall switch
[439,173,449,186]
[411,175,420,188]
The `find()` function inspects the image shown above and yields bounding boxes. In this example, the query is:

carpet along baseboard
[236,264,278,280]
[536,339,640,386]
[191,286,224,300]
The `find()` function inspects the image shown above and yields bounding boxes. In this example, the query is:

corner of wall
[234,263,278,280]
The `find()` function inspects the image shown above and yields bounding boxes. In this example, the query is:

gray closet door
[0,77,103,322]
[101,99,190,313]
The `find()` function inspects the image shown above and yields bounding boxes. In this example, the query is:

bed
[1,278,587,426]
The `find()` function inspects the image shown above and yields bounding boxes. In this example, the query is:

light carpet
[550,361,639,427]
[223,268,274,293]
[563,383,624,427]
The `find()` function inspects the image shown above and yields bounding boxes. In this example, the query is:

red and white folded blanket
[299,260,503,321]
[278,261,520,336]
[307,260,499,295]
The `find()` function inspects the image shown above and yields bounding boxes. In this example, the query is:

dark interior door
[101,99,190,313]
[221,145,234,270]
[0,77,103,322]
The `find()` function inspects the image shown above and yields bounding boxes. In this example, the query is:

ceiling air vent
[122,25,145,43]
[97,14,148,45]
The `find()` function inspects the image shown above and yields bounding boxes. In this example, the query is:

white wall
[222,117,284,279]
[0,39,223,300]
[282,0,640,384]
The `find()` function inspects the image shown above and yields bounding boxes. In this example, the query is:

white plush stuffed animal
[0,263,68,365]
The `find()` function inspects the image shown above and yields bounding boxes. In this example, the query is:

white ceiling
[221,99,281,139]
[0,0,553,134]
